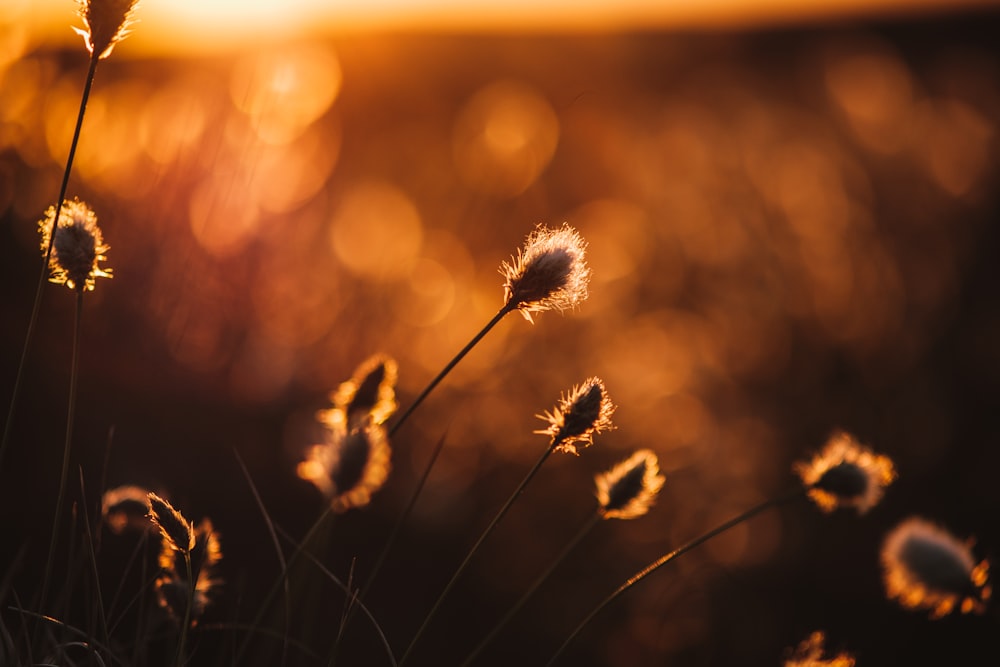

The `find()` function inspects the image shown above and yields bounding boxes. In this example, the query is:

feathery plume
[793,431,895,514]
[596,449,665,519]
[881,516,991,618]
[297,418,392,513]
[147,492,195,554]
[784,632,855,667]
[322,355,399,432]
[157,518,223,625]
[535,377,615,455]
[501,223,590,323]
[37,198,112,292]
[73,0,140,59]
[101,485,152,534]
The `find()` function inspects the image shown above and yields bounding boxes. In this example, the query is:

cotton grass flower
[881,516,991,618]
[596,449,665,520]
[102,485,153,534]
[74,0,140,59]
[323,355,399,432]
[793,431,895,514]
[297,418,392,513]
[38,198,112,292]
[784,632,855,667]
[157,518,223,625]
[501,223,590,323]
[147,492,195,554]
[535,377,615,455]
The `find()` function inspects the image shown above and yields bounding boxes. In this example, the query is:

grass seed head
[794,431,896,514]
[596,449,665,520]
[38,198,112,292]
[331,354,399,429]
[155,518,222,626]
[501,223,590,323]
[102,485,153,534]
[535,377,615,455]
[297,418,392,513]
[784,632,855,667]
[147,492,195,554]
[881,516,992,618]
[74,0,140,59]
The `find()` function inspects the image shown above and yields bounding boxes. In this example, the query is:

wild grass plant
[0,3,997,667]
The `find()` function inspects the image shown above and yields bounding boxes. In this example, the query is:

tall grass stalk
[175,552,193,667]
[260,305,514,663]
[39,290,85,619]
[398,435,567,666]
[459,509,602,667]
[544,486,807,666]
[329,431,449,666]
[388,303,514,441]
[0,55,99,478]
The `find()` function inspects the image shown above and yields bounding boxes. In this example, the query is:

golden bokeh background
[1,1,999,665]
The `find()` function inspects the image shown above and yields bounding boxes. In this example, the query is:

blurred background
[2,0,999,665]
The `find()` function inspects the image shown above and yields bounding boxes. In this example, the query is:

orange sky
[12,0,1000,55]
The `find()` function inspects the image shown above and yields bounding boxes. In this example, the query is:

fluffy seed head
[784,632,855,667]
[38,198,112,292]
[535,377,615,455]
[793,431,896,514]
[74,0,140,59]
[297,418,392,513]
[501,223,590,322]
[147,492,194,554]
[156,518,223,626]
[881,516,991,618]
[595,449,665,520]
[102,485,153,534]
[322,355,399,432]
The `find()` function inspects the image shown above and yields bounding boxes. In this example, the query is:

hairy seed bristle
[37,198,112,292]
[596,449,665,520]
[73,0,140,59]
[101,485,152,534]
[793,431,895,514]
[501,223,590,323]
[881,516,992,618]
[535,377,615,455]
[147,492,194,554]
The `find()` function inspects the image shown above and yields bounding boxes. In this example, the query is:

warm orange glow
[15,0,1000,55]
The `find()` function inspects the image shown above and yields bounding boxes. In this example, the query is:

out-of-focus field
[1,4,999,666]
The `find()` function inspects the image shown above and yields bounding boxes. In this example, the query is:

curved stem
[399,438,559,666]
[388,303,513,440]
[176,551,193,666]
[0,54,99,479]
[232,506,334,664]
[460,509,602,667]
[332,306,514,661]
[544,486,807,666]
[39,290,84,614]
[330,430,449,666]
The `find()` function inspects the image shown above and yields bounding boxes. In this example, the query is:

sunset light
[1,1,997,666]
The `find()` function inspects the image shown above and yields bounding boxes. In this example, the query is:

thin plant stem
[252,303,513,664]
[39,290,84,616]
[78,470,110,654]
[544,486,807,666]
[234,450,291,667]
[232,506,334,664]
[0,53,100,479]
[331,305,514,662]
[388,303,513,441]
[176,552,193,667]
[330,431,449,666]
[459,509,602,667]
[399,438,561,666]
